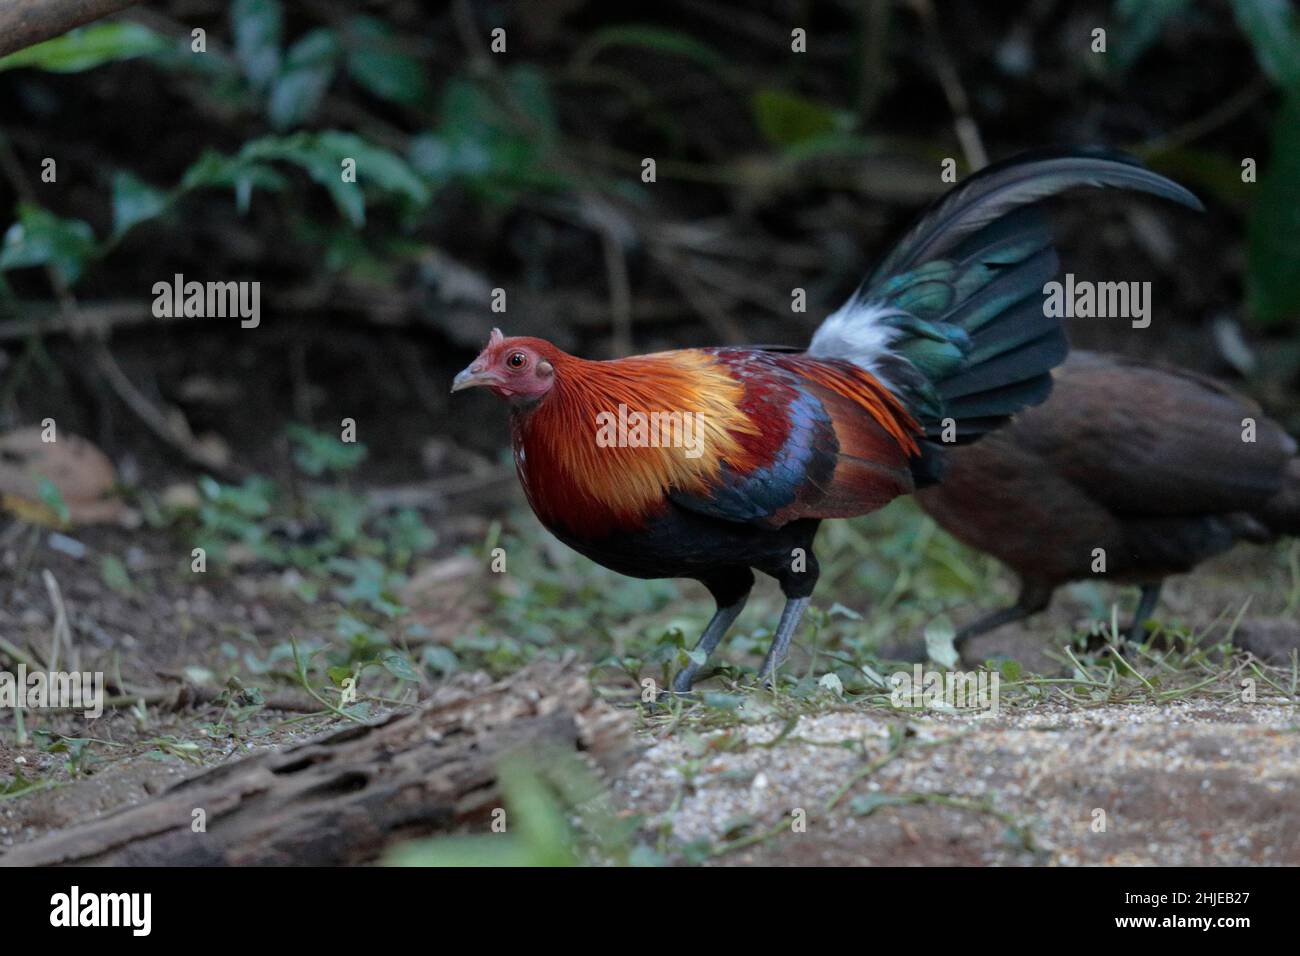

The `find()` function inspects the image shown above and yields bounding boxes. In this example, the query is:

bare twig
[41,569,75,674]
[1136,75,1273,158]
[0,634,40,670]
[647,242,748,342]
[358,468,517,513]
[909,0,987,171]
[0,0,138,60]
[91,343,241,478]
[596,210,634,356]
[120,681,321,714]
[0,302,154,342]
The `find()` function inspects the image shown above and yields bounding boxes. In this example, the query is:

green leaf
[380,508,437,564]
[0,22,168,74]
[924,616,959,669]
[344,15,430,108]
[859,663,890,689]
[411,71,570,200]
[751,88,848,148]
[179,150,287,214]
[420,645,458,676]
[700,691,744,711]
[335,613,376,643]
[0,205,97,286]
[328,555,405,617]
[182,132,427,225]
[240,131,429,226]
[286,423,366,475]
[100,554,133,594]
[111,171,170,239]
[385,835,546,867]
[379,650,421,682]
[506,65,560,139]
[496,757,577,866]
[36,476,70,525]
[268,28,339,130]
[1231,0,1300,89]
[232,0,283,91]
[1246,93,1300,328]
[818,672,845,697]
[0,770,51,798]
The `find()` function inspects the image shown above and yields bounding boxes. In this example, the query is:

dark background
[1,0,1297,491]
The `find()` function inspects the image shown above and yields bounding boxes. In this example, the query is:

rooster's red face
[450,328,557,403]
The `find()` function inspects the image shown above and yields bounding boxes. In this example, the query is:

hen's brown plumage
[916,350,1300,647]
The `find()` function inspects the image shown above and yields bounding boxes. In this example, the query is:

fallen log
[0,656,632,866]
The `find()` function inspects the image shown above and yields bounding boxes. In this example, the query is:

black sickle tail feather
[810,148,1203,487]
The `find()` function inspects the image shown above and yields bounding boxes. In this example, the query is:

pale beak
[451,364,499,393]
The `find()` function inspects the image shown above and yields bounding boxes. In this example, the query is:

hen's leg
[954,578,1053,651]
[1124,582,1163,644]
[953,606,1031,649]
[670,568,754,694]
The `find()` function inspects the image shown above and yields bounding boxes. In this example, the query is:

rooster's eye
[507,352,528,369]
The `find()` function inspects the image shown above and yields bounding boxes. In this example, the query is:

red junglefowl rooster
[916,350,1300,652]
[452,150,1202,692]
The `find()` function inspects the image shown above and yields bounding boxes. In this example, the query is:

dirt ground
[1,519,1298,864]
[6,674,1297,866]
[616,699,1300,866]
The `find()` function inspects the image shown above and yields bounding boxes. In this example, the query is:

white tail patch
[808,297,907,394]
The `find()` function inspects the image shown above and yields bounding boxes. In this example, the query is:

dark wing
[1015,351,1297,517]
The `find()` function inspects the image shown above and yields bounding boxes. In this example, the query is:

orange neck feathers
[510,349,762,536]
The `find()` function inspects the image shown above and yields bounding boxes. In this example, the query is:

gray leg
[756,596,811,686]
[1124,582,1162,643]
[671,596,748,693]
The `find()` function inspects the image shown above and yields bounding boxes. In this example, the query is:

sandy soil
[615,698,1300,866]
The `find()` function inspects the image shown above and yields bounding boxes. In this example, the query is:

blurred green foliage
[385,749,645,867]
[147,424,438,700]
[1,0,1297,336]
[1115,0,1300,329]
[0,22,167,73]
